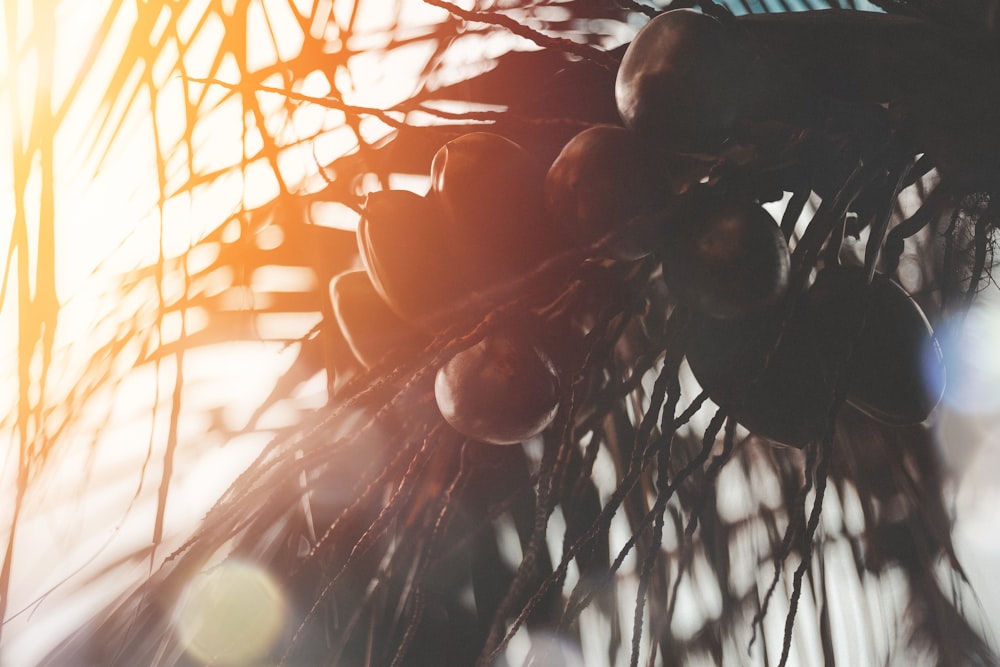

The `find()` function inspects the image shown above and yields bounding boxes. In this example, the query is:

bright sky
[0,1,439,663]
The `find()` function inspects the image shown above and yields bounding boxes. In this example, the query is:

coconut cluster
[329,9,945,448]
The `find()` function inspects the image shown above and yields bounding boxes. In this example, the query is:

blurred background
[1,0,998,665]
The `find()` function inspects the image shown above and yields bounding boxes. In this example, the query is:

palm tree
[2,0,998,665]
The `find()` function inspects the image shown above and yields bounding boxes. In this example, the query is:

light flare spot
[929,303,1000,415]
[174,560,287,666]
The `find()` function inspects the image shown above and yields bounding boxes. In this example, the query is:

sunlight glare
[175,560,287,666]
[930,300,1000,415]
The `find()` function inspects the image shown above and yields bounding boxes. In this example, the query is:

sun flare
[0,0,445,663]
